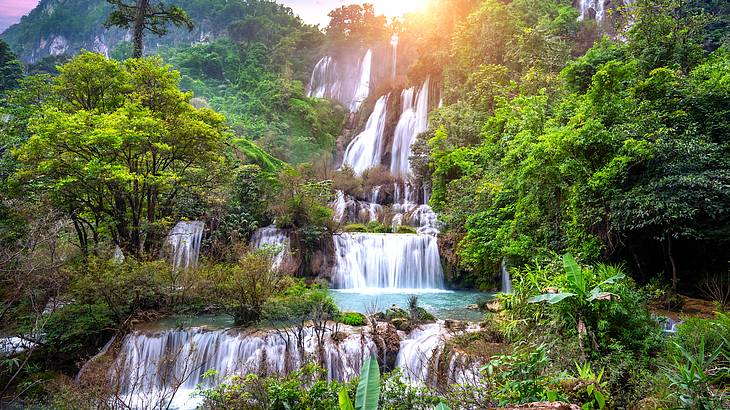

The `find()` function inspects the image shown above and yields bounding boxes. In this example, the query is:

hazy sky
[0,0,426,33]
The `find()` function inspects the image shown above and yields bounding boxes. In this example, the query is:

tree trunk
[132,0,150,58]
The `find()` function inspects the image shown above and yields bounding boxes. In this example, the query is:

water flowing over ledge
[165,221,205,271]
[250,225,290,268]
[332,233,445,290]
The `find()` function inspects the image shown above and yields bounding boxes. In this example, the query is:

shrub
[339,312,366,326]
[395,225,417,234]
[344,223,369,233]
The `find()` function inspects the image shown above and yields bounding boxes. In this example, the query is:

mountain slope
[1,0,300,63]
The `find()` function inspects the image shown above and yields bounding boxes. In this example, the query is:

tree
[105,0,194,58]
[325,4,387,46]
[0,40,23,95]
[216,249,286,326]
[14,53,227,256]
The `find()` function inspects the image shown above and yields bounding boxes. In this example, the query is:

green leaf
[434,403,451,410]
[339,387,355,410]
[595,390,606,409]
[564,253,585,294]
[355,356,380,410]
[597,274,625,287]
[528,292,576,304]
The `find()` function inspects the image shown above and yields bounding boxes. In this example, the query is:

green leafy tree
[14,52,227,256]
[0,40,23,95]
[105,0,194,58]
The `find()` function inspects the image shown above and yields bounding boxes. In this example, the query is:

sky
[0,0,428,33]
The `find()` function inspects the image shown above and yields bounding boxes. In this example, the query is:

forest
[0,0,728,409]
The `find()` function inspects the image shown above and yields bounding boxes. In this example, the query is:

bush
[395,225,417,234]
[669,313,730,361]
[339,312,366,326]
[344,223,368,233]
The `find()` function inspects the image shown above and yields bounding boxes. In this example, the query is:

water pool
[331,289,495,322]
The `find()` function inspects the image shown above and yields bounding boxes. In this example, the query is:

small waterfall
[113,245,125,263]
[390,78,430,176]
[251,225,290,268]
[111,327,377,409]
[500,263,512,294]
[307,49,372,113]
[395,322,482,386]
[390,34,399,80]
[332,233,445,290]
[578,0,606,22]
[351,49,373,112]
[165,221,205,270]
[307,56,339,99]
[341,94,389,175]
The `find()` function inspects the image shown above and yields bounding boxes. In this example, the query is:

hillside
[1,0,308,64]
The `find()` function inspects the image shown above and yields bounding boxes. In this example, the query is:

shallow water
[331,289,493,322]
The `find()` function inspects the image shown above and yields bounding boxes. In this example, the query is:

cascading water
[578,0,606,21]
[390,78,430,176]
[307,49,373,113]
[350,49,373,112]
[165,221,205,270]
[395,322,482,386]
[390,34,399,80]
[251,225,290,268]
[341,94,389,175]
[501,263,512,294]
[332,233,445,290]
[112,326,377,410]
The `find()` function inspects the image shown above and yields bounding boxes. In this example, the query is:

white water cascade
[391,78,430,176]
[332,233,445,290]
[390,34,399,80]
[395,322,482,386]
[501,265,512,294]
[341,94,389,175]
[307,50,373,113]
[578,0,606,22]
[350,49,373,112]
[251,225,290,268]
[165,221,205,270]
[112,326,377,410]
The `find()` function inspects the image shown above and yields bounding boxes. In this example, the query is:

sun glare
[371,0,430,20]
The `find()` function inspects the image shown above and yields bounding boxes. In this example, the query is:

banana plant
[339,356,380,410]
[528,253,625,305]
[528,253,625,352]
[339,356,451,410]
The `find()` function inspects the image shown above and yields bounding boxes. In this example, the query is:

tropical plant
[528,254,625,353]
[339,356,380,410]
[664,338,728,409]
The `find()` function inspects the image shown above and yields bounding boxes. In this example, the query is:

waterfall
[341,94,389,175]
[390,34,399,80]
[307,49,372,113]
[307,56,338,99]
[350,49,373,112]
[390,78,430,176]
[500,263,512,294]
[111,327,377,409]
[251,225,290,268]
[578,0,606,21]
[395,323,482,386]
[332,233,445,290]
[165,221,205,270]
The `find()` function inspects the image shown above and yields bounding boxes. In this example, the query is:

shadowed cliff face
[1,0,250,63]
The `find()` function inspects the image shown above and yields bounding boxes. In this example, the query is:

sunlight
[370,0,430,20]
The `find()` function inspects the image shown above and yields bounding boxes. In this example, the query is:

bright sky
[0,0,428,33]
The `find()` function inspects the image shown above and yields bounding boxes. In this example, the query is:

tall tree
[0,40,23,95]
[105,0,194,58]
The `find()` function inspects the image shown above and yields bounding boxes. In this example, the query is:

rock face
[1,0,229,63]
